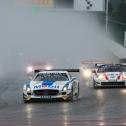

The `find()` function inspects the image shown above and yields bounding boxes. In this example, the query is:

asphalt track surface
[1,73,126,126]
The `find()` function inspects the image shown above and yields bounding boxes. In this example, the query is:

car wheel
[68,86,74,102]
[74,83,79,100]
[71,84,79,101]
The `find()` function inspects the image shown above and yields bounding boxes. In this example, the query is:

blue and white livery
[23,71,79,102]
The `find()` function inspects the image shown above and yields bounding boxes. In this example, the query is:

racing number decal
[34,82,59,89]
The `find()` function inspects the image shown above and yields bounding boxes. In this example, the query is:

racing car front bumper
[23,90,72,101]
[94,80,126,87]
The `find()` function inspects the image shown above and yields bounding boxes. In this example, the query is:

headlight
[26,84,31,93]
[83,69,92,79]
[45,66,52,70]
[26,87,31,92]
[62,84,69,92]
[26,66,33,73]
[63,87,67,92]
[98,74,104,80]
[97,74,107,80]
[123,75,126,80]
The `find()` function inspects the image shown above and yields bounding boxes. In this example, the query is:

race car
[93,64,126,88]
[26,61,53,77]
[23,71,79,102]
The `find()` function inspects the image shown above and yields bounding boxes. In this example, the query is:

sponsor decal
[34,81,59,89]
[34,85,42,89]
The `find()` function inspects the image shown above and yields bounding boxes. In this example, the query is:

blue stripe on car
[42,81,55,86]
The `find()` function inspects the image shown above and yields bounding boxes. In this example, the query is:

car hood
[30,81,69,90]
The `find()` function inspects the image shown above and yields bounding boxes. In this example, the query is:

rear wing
[42,69,79,72]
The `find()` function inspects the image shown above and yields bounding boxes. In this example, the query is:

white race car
[23,71,79,102]
[93,64,126,88]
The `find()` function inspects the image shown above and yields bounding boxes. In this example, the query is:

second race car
[26,61,53,78]
[93,64,126,88]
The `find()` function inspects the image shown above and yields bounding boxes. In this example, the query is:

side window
[61,73,69,81]
[34,74,42,81]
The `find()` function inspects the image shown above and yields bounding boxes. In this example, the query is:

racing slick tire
[74,83,79,101]
[68,83,79,102]
[69,86,74,102]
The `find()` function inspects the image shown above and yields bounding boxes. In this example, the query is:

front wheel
[74,83,79,100]
[70,83,79,101]
[69,86,74,101]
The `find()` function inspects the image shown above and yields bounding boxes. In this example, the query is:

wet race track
[1,73,126,126]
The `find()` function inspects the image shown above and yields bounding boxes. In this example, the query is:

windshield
[34,73,69,81]
[97,65,126,73]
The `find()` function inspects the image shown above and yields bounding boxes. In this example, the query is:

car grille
[101,82,125,86]
[34,90,59,96]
